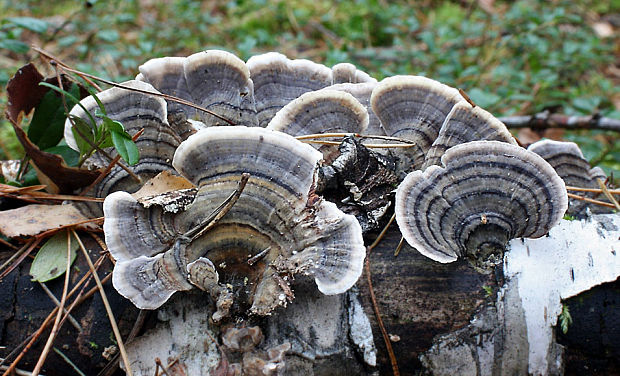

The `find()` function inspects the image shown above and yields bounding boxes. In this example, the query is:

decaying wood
[498,112,620,132]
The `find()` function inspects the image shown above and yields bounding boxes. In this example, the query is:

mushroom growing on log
[527,139,612,216]
[395,140,568,268]
[104,126,365,318]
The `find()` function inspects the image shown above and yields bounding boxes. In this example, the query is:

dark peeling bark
[358,225,497,375]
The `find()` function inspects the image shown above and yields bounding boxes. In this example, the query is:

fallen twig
[366,213,400,376]
[498,112,620,132]
[596,178,620,210]
[31,232,75,375]
[0,238,41,281]
[38,282,81,331]
[73,230,133,376]
[52,347,86,376]
[565,186,620,195]
[567,193,616,209]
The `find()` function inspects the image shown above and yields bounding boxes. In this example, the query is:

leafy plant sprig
[38,82,139,166]
[559,303,573,334]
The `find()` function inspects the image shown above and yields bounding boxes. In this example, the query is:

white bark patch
[504,214,620,375]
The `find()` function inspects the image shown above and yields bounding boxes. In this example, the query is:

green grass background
[1,0,618,175]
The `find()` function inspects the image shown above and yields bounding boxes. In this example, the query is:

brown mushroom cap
[104,127,365,313]
[370,75,464,172]
[527,139,610,216]
[395,140,568,263]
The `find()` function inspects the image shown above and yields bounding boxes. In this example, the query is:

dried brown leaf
[131,171,195,199]
[0,204,98,238]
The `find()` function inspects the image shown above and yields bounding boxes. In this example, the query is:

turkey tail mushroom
[247,52,333,127]
[395,141,568,267]
[266,90,369,161]
[104,127,365,315]
[331,62,377,84]
[370,75,464,173]
[63,80,181,216]
[527,139,612,216]
[422,101,517,169]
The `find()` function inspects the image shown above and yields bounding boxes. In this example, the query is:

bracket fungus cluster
[58,48,609,333]
[395,141,568,265]
[103,127,365,318]
[528,139,612,216]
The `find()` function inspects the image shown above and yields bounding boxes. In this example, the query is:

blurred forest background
[0,0,618,176]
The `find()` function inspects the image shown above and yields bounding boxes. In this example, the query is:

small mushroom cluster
[61,48,607,320]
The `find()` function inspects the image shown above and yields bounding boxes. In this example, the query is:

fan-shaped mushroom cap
[395,141,567,264]
[331,63,377,84]
[136,56,197,120]
[322,82,385,137]
[422,102,517,169]
[183,50,257,127]
[267,90,368,137]
[137,50,258,129]
[247,52,333,127]
[104,127,365,313]
[527,139,610,216]
[63,80,181,200]
[266,90,368,162]
[370,75,463,172]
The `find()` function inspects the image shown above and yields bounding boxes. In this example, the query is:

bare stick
[0,238,41,281]
[365,213,400,375]
[498,112,620,132]
[38,282,81,331]
[184,173,250,241]
[248,247,271,266]
[567,193,616,209]
[596,178,620,210]
[52,347,86,376]
[295,132,415,144]
[73,230,133,376]
[393,237,405,257]
[0,255,107,374]
[301,140,415,148]
[34,46,235,126]
[0,240,33,278]
[31,231,73,375]
[566,186,620,195]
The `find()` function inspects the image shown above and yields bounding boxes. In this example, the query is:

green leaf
[467,88,501,109]
[6,17,49,33]
[97,30,120,42]
[111,130,139,165]
[44,145,80,167]
[69,116,97,155]
[28,83,80,150]
[0,39,30,53]
[30,231,78,282]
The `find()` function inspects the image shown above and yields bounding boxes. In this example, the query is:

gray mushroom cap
[137,50,258,128]
[527,139,610,216]
[266,90,369,161]
[370,75,464,172]
[331,62,377,84]
[422,101,517,169]
[104,127,365,313]
[246,52,334,127]
[395,140,568,264]
[63,80,181,214]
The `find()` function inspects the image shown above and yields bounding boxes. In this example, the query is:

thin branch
[0,238,41,281]
[33,46,235,126]
[31,231,73,375]
[302,140,415,148]
[184,173,250,241]
[498,112,620,132]
[567,193,616,209]
[35,217,104,240]
[0,240,33,278]
[295,132,415,144]
[52,348,86,376]
[0,255,107,374]
[596,178,620,210]
[365,213,400,376]
[38,282,81,331]
[566,186,620,195]
[72,230,133,376]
